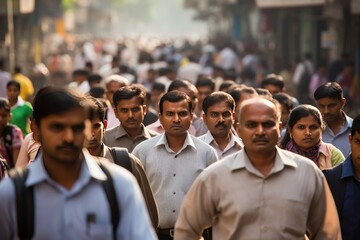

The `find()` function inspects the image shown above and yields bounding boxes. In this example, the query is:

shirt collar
[202,131,243,149]
[116,123,151,139]
[11,96,25,109]
[228,146,297,177]
[155,132,196,153]
[26,149,107,188]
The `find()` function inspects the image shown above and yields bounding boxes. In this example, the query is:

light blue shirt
[132,132,218,228]
[0,150,157,240]
[322,113,353,157]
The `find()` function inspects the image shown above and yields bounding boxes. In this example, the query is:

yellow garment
[13,73,34,100]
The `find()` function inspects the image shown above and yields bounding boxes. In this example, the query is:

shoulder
[144,127,159,137]
[133,135,161,153]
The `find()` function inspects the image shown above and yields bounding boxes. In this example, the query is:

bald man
[175,96,340,240]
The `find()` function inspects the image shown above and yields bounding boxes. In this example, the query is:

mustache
[253,137,268,142]
[56,143,79,151]
[215,122,227,128]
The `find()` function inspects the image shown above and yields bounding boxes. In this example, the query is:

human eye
[263,121,275,128]
[119,108,128,113]
[245,121,257,128]
[210,112,219,118]
[310,125,319,130]
[179,111,189,117]
[49,123,65,132]
[297,125,305,130]
[131,107,141,112]
[93,123,102,130]
[166,112,174,116]
[73,124,85,133]
[222,111,232,118]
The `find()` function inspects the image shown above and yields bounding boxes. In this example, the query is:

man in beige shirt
[175,96,341,240]
[104,86,158,152]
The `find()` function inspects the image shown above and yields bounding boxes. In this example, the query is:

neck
[9,98,17,106]
[213,134,231,151]
[165,132,187,153]
[245,148,277,177]
[42,154,83,190]
[125,126,143,140]
[327,113,345,134]
[87,144,103,157]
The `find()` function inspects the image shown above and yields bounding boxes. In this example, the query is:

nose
[255,124,265,135]
[218,114,224,122]
[128,110,133,118]
[63,128,74,143]
[323,106,329,114]
[305,128,312,135]
[173,113,180,122]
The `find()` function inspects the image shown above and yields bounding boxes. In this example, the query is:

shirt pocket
[281,199,308,236]
[88,223,113,240]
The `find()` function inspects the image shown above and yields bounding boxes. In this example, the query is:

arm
[330,147,345,167]
[129,153,159,229]
[307,173,341,240]
[175,173,216,239]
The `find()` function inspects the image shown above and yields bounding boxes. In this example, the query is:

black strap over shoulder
[110,147,132,172]
[10,168,34,240]
[2,124,15,168]
[98,163,120,240]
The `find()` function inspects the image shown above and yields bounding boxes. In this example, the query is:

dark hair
[14,66,22,73]
[261,73,284,89]
[256,88,272,97]
[33,87,89,125]
[313,82,343,101]
[280,104,324,148]
[88,86,105,98]
[159,90,192,115]
[87,74,102,84]
[195,78,215,91]
[351,114,360,136]
[0,97,10,113]
[113,86,145,107]
[168,79,191,92]
[273,92,293,112]
[6,80,21,90]
[230,86,257,103]
[72,69,89,77]
[152,82,166,92]
[87,96,106,123]
[219,80,236,93]
[203,92,235,115]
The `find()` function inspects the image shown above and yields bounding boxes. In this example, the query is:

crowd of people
[0,38,359,239]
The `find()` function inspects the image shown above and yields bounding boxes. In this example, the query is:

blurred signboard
[351,0,360,14]
[321,31,337,49]
[256,0,325,8]
[0,0,35,14]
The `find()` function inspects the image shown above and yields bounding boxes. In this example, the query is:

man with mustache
[175,96,341,239]
[198,92,243,159]
[104,86,158,152]
[314,82,353,157]
[132,91,218,240]
[0,87,156,239]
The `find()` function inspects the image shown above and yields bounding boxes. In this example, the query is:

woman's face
[289,115,322,150]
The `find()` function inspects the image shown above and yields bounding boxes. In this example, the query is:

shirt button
[175,155,178,158]
[173,210,176,213]
[173,173,176,176]
[173,192,176,195]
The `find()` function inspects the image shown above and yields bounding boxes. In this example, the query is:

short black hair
[261,73,284,89]
[351,114,360,136]
[159,90,192,115]
[33,87,90,125]
[87,74,102,84]
[229,86,257,103]
[87,96,106,123]
[203,92,235,115]
[88,86,105,98]
[6,80,21,90]
[273,92,293,111]
[195,78,215,91]
[314,82,343,101]
[113,86,145,107]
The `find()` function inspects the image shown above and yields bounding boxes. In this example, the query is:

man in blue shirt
[314,82,353,157]
[324,114,360,240]
[0,87,156,239]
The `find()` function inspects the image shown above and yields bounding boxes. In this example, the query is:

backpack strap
[98,163,120,240]
[2,124,14,168]
[110,147,132,172]
[9,168,34,240]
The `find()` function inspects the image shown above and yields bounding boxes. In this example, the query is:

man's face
[35,108,91,164]
[106,81,124,105]
[86,116,106,150]
[7,85,20,101]
[350,131,360,173]
[237,100,280,154]
[203,101,234,138]
[159,100,193,137]
[316,97,345,123]
[263,84,282,95]
[114,96,146,132]
[197,86,213,108]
